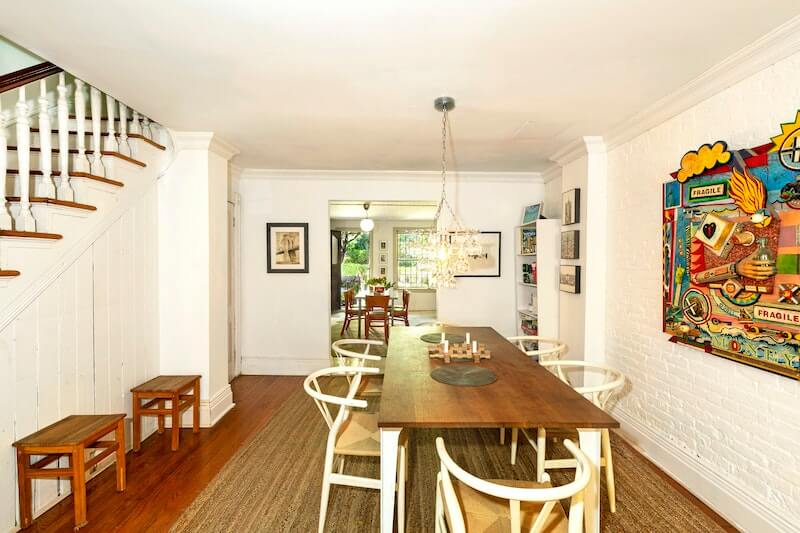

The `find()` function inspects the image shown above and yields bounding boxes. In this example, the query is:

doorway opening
[329,200,438,347]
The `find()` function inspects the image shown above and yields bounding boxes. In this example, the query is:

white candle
[440,332,446,343]
[466,332,471,344]
[443,340,449,353]
[472,340,478,353]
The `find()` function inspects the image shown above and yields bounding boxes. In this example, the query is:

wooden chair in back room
[364,294,391,341]
[340,289,363,336]
[391,289,411,326]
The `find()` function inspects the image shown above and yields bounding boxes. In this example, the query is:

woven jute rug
[171,385,729,532]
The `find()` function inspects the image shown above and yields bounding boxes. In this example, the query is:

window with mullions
[395,229,433,289]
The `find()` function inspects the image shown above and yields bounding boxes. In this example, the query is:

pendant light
[407,97,480,288]
[359,202,375,232]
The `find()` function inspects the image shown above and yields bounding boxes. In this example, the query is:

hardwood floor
[27,375,303,532]
[26,374,735,532]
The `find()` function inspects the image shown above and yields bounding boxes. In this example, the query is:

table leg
[193,379,201,433]
[115,419,126,492]
[358,299,362,338]
[380,427,401,533]
[72,446,88,529]
[132,394,142,451]
[157,399,165,434]
[171,393,181,451]
[578,428,602,533]
[16,449,32,528]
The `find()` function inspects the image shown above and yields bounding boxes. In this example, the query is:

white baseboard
[168,384,235,428]
[614,408,800,533]
[241,356,329,376]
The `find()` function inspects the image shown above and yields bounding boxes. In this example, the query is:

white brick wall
[606,51,800,532]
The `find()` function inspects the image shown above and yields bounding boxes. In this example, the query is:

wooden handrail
[0,61,62,94]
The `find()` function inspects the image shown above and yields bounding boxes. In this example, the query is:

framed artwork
[562,189,580,225]
[379,253,388,264]
[266,223,309,273]
[522,203,543,225]
[559,265,580,293]
[456,231,502,278]
[561,230,580,260]
[379,240,388,250]
[662,112,800,380]
[380,267,387,276]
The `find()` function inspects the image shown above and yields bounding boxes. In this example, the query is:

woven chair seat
[452,478,568,533]
[334,411,381,457]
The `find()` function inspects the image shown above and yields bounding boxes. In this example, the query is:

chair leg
[499,427,505,445]
[397,444,406,533]
[510,428,518,465]
[434,473,443,533]
[536,427,546,483]
[404,315,409,326]
[171,394,180,451]
[16,450,32,529]
[602,428,616,513]
[337,456,345,474]
[157,399,165,434]
[384,321,390,341]
[340,315,349,336]
[364,318,370,339]
[115,419,127,492]
[318,448,335,533]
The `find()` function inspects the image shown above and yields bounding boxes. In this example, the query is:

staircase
[0,62,171,321]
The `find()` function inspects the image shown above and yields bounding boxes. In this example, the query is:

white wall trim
[202,384,235,427]
[242,356,329,376]
[170,131,240,160]
[615,408,799,533]
[603,15,800,152]
[541,163,562,183]
[239,168,543,183]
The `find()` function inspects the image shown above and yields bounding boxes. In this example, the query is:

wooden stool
[131,375,201,452]
[13,414,126,531]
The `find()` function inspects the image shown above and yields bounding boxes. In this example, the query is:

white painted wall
[605,51,800,532]
[240,172,543,374]
[0,36,42,76]
[0,186,160,531]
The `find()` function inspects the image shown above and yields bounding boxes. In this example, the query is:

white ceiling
[2,1,799,171]
[329,201,437,221]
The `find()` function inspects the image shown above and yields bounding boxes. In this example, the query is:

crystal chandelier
[408,97,481,288]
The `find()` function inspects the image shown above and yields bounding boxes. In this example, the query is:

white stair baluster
[130,110,141,135]
[0,99,12,230]
[14,86,36,232]
[36,79,55,198]
[142,116,152,140]
[104,94,117,152]
[90,85,104,175]
[74,79,89,172]
[57,73,74,201]
[119,102,130,157]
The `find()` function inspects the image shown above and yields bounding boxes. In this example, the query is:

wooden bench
[13,414,126,530]
[131,375,201,451]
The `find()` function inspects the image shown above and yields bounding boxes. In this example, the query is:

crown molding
[549,136,605,166]
[603,14,800,152]
[239,168,544,183]
[170,131,240,160]
[541,163,562,183]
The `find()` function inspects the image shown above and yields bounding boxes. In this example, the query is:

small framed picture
[560,230,579,260]
[379,240,388,251]
[562,189,580,225]
[522,203,543,225]
[266,223,309,273]
[379,253,388,264]
[380,267,387,276]
[559,264,581,294]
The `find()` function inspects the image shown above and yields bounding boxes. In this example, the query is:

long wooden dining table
[377,326,619,533]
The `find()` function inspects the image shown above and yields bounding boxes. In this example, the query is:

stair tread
[0,270,21,277]
[7,169,125,187]
[0,230,62,240]
[30,129,166,151]
[5,196,97,211]
[8,146,147,167]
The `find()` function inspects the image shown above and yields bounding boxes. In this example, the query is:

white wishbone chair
[534,360,625,513]
[331,338,385,396]
[304,366,407,533]
[434,436,591,533]
[502,336,568,465]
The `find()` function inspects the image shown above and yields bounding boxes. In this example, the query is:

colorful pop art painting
[662,110,800,380]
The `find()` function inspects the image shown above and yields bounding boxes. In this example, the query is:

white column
[130,110,141,135]
[14,86,36,232]
[118,102,130,157]
[57,73,74,201]
[0,99,12,229]
[35,79,55,199]
[104,94,118,152]
[73,79,90,172]
[89,86,103,175]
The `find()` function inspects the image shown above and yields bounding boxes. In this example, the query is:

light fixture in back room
[359,202,375,232]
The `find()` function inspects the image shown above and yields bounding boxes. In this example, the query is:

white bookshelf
[514,218,559,338]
